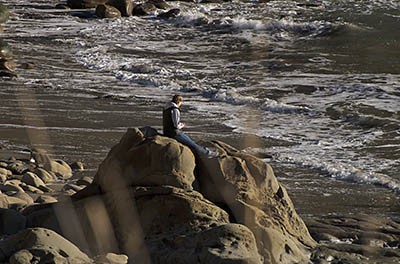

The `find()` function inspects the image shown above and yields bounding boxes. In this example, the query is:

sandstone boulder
[30,148,73,179]
[92,127,196,192]
[94,253,129,264]
[70,161,85,171]
[0,181,24,193]
[0,193,10,208]
[0,174,6,183]
[132,186,263,264]
[34,167,56,183]
[196,140,317,264]
[107,0,134,16]
[7,162,30,175]
[0,3,9,25]
[0,227,92,263]
[35,195,58,204]
[28,127,315,264]
[96,4,122,18]
[26,185,262,263]
[77,175,93,186]
[21,172,46,189]
[0,167,12,176]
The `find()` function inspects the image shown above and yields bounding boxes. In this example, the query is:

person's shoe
[206,149,219,158]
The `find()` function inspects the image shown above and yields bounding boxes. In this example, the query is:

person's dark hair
[172,95,183,104]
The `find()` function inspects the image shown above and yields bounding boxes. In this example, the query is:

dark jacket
[163,102,183,137]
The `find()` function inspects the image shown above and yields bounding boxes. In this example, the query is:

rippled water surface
[1,0,399,216]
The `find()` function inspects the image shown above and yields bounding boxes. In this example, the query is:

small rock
[0,58,17,72]
[0,70,17,78]
[157,8,180,19]
[9,249,34,264]
[0,40,12,59]
[77,175,93,186]
[55,3,71,9]
[133,2,156,16]
[0,174,6,183]
[0,193,9,208]
[7,195,29,209]
[96,4,122,18]
[0,182,24,193]
[10,191,34,206]
[20,184,44,194]
[19,62,35,70]
[0,167,12,175]
[37,185,53,193]
[63,183,84,193]
[94,253,128,264]
[7,162,30,175]
[35,195,58,204]
[21,172,46,189]
[70,161,85,172]
[34,168,55,184]
[107,0,134,16]
[0,161,8,168]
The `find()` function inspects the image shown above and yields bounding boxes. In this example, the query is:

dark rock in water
[0,3,9,24]
[0,70,17,78]
[96,4,122,18]
[107,0,135,16]
[19,62,35,70]
[67,0,108,9]
[0,41,13,59]
[55,3,72,9]
[157,8,180,19]
[147,0,170,10]
[70,161,84,171]
[0,59,17,72]
[132,2,156,16]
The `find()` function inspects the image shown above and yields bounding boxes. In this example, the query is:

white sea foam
[277,153,400,192]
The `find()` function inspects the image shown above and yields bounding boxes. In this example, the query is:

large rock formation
[196,140,317,263]
[92,127,196,192]
[20,127,315,263]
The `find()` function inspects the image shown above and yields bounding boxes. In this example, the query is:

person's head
[172,95,183,107]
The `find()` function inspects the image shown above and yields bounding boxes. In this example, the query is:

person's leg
[174,133,209,156]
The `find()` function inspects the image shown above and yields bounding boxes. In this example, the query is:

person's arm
[171,108,185,129]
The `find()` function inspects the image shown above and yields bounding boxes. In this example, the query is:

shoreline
[1,0,399,217]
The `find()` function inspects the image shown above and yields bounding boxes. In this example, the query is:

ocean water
[1,0,399,216]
